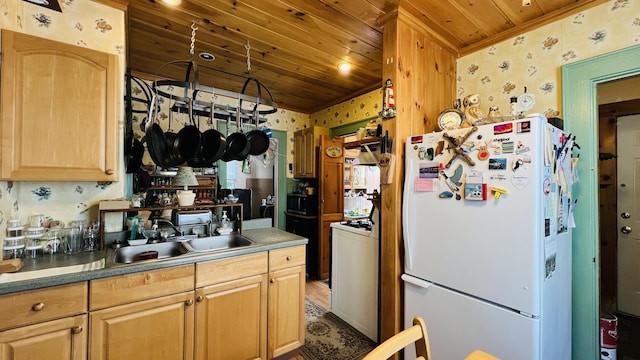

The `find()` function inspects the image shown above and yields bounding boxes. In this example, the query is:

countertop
[0,227,307,295]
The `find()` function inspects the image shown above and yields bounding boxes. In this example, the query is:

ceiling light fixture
[162,0,182,5]
[199,52,215,61]
[338,62,352,74]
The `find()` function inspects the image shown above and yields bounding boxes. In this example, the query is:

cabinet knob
[105,169,114,175]
[31,302,45,312]
[196,295,204,302]
[71,326,83,335]
[185,299,194,306]
[286,255,292,261]
[270,278,275,284]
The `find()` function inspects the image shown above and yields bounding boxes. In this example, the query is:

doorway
[563,44,640,359]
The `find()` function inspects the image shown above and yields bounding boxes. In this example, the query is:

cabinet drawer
[0,282,87,331]
[196,252,268,288]
[269,245,306,271]
[90,265,194,310]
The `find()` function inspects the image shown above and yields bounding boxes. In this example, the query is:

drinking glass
[64,228,83,254]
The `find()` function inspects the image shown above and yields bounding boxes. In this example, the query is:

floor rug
[300,297,377,360]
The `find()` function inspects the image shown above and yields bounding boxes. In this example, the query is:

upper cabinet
[293,126,329,178]
[0,30,119,181]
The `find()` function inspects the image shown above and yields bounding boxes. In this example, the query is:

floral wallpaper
[0,0,125,258]
[456,0,640,119]
[1,0,637,258]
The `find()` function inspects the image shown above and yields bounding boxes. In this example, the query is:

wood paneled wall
[378,7,457,344]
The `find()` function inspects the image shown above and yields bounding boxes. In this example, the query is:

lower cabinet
[195,253,269,360]
[0,245,306,360]
[0,282,88,360]
[88,265,196,360]
[268,246,306,359]
[89,292,195,360]
[0,315,87,360]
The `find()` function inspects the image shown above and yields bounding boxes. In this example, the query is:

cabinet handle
[31,302,45,312]
[286,255,292,261]
[71,326,83,335]
[105,169,114,175]
[185,299,194,306]
[196,295,204,302]
[270,278,275,284]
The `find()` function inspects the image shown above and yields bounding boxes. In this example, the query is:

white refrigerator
[402,115,576,359]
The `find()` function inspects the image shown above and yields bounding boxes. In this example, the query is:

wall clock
[437,108,465,131]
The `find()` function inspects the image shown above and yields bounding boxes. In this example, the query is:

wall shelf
[343,137,380,149]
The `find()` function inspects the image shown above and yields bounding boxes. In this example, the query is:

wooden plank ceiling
[126,0,607,114]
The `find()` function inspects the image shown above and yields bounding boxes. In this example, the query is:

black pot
[246,128,270,156]
[225,107,250,161]
[126,138,144,173]
[173,125,201,164]
[225,131,250,161]
[146,123,173,167]
[201,128,226,164]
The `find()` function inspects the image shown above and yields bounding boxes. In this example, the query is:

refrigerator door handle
[402,159,415,270]
[401,274,432,289]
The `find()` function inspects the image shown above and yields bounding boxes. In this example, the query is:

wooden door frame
[562,44,640,360]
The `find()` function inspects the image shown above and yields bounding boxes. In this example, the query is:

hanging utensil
[225,95,250,161]
[242,78,270,156]
[173,99,202,164]
[200,100,227,165]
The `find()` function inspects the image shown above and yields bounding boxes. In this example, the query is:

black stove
[340,220,373,231]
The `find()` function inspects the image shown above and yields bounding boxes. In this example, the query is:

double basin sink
[108,234,256,266]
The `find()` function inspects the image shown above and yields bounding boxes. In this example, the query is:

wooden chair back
[362,316,431,360]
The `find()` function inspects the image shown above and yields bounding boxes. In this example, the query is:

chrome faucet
[154,219,184,237]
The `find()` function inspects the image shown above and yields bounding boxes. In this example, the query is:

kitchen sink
[111,242,189,264]
[182,234,256,253]
[107,234,257,266]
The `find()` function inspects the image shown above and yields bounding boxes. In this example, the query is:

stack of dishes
[25,226,44,258]
[4,219,25,259]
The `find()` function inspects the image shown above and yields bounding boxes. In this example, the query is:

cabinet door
[293,130,305,178]
[0,29,118,181]
[195,274,268,360]
[89,292,194,360]
[0,315,87,360]
[302,128,315,177]
[268,265,305,359]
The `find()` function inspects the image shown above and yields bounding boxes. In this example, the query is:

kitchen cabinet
[285,213,319,279]
[293,126,329,178]
[89,266,195,360]
[195,252,268,360]
[0,29,119,181]
[268,245,306,358]
[0,282,88,360]
[344,164,367,190]
[0,315,87,360]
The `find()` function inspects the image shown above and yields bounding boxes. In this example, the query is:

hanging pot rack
[151,60,278,128]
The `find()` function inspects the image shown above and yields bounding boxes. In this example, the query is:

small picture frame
[464,183,487,201]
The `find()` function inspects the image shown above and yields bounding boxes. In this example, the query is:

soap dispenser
[221,210,231,229]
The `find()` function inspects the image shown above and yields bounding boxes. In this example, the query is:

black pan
[164,105,181,166]
[200,102,226,165]
[246,109,270,156]
[126,138,144,173]
[225,105,250,161]
[173,101,202,164]
[146,123,172,167]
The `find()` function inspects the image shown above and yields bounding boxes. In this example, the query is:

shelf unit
[146,174,219,205]
[98,203,243,249]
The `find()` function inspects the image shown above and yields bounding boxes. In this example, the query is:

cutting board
[0,258,24,273]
